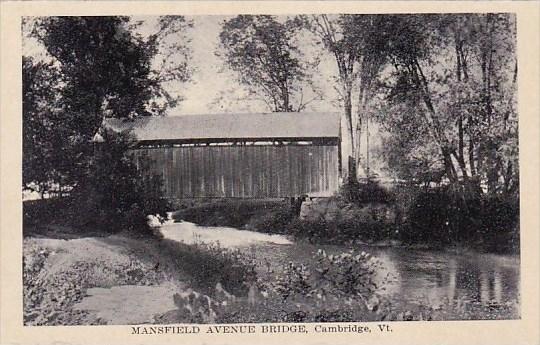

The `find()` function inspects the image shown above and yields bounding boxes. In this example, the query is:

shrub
[158,248,390,323]
[286,204,396,245]
[335,214,393,243]
[339,178,392,205]
[157,239,257,296]
[69,129,170,236]
[247,205,297,234]
[286,217,331,243]
[23,198,73,229]
[172,199,289,229]
[402,188,454,244]
[228,249,390,322]
[478,194,519,253]
[400,183,519,253]
[270,249,383,300]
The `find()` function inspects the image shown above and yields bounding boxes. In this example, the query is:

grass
[153,238,257,296]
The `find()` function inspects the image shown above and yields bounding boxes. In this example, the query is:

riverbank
[23,223,256,325]
[23,231,184,325]
[22,195,519,325]
[23,219,520,325]
[171,196,520,255]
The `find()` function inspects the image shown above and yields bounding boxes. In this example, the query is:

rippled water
[160,221,520,319]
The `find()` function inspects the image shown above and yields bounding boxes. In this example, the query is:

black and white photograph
[4,2,539,341]
[18,12,523,327]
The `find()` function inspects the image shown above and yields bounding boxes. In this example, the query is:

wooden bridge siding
[132,145,339,198]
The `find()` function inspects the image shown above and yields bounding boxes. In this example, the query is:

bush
[23,198,73,229]
[69,129,170,236]
[157,239,257,296]
[226,249,390,322]
[270,249,383,300]
[402,188,454,244]
[339,178,392,205]
[172,199,289,229]
[247,205,297,234]
[335,214,394,243]
[400,183,519,252]
[286,218,331,243]
[158,248,389,323]
[478,195,519,253]
[286,203,396,245]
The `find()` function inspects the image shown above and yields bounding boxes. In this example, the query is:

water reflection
[377,247,520,308]
[447,258,457,301]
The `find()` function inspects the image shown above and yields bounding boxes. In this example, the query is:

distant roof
[103,112,340,142]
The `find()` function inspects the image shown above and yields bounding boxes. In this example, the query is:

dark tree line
[23,16,192,195]
[374,14,518,197]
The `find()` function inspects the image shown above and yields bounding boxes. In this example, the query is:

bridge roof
[103,112,340,142]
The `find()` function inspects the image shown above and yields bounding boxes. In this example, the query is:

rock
[299,198,341,222]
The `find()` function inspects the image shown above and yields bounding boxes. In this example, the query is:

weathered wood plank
[131,143,339,198]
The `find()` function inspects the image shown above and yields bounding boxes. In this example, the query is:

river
[159,221,520,320]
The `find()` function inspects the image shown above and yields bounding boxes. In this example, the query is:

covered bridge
[104,112,341,199]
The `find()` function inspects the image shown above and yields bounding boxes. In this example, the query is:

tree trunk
[355,84,368,178]
[355,117,362,176]
[282,86,290,112]
[343,86,356,180]
[456,115,469,179]
[443,147,458,183]
[468,132,476,176]
[410,59,461,182]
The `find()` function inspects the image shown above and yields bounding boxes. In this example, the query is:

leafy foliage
[400,184,519,252]
[172,199,294,231]
[23,16,192,192]
[160,248,389,323]
[270,249,384,301]
[287,212,393,245]
[372,14,518,196]
[305,15,394,176]
[22,57,66,192]
[32,16,192,125]
[246,205,297,234]
[33,17,153,136]
[339,178,392,205]
[23,129,171,237]
[157,239,258,297]
[69,129,170,235]
[218,15,316,112]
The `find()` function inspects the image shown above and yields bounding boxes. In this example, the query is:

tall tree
[339,15,393,176]
[373,14,518,195]
[32,16,191,137]
[218,15,315,112]
[22,56,63,193]
[306,15,392,178]
[25,16,192,190]
[307,15,358,173]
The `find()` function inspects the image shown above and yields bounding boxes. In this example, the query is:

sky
[177,15,236,114]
